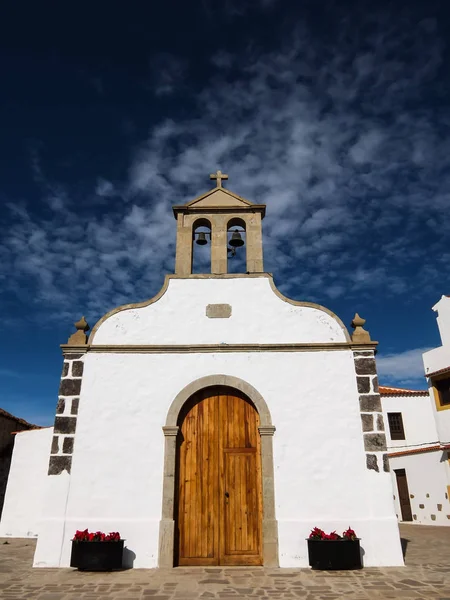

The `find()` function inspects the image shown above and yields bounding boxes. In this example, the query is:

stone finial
[351,313,371,343]
[67,316,90,345]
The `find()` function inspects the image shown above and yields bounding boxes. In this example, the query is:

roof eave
[172,204,266,218]
[425,365,450,379]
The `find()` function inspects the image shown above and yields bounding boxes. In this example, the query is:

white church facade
[0,174,404,568]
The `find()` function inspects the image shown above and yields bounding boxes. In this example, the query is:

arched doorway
[158,375,278,568]
[175,386,262,566]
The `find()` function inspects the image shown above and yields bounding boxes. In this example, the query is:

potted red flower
[70,529,124,571]
[307,527,361,570]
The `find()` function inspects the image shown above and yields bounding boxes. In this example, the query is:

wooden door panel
[221,393,259,449]
[177,388,262,566]
[178,392,219,565]
[221,450,262,565]
[395,469,413,522]
[219,392,262,566]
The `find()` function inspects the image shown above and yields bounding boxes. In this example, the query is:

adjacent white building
[423,295,450,516]
[0,428,53,538]
[378,295,450,527]
[380,386,449,525]
[423,296,450,449]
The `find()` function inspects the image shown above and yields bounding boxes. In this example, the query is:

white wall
[430,401,450,445]
[382,394,438,450]
[390,452,450,525]
[423,345,450,377]
[434,296,450,348]
[423,297,450,377]
[0,428,53,538]
[423,296,450,445]
[33,276,402,569]
[35,350,402,569]
[92,277,348,345]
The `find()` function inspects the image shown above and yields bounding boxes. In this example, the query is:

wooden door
[394,469,413,522]
[176,387,262,566]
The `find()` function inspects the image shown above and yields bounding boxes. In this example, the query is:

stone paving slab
[0,525,449,599]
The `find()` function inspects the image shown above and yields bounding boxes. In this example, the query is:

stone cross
[210,170,228,188]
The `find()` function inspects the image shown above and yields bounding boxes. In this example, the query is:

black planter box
[70,540,124,571]
[307,539,362,570]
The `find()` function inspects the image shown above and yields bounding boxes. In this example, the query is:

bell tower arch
[173,171,266,275]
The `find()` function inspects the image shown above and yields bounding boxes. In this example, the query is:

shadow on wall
[122,547,136,569]
[0,438,14,518]
[400,538,409,559]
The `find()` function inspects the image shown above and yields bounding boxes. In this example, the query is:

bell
[229,229,244,248]
[196,232,208,245]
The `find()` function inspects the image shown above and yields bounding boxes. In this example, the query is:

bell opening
[192,219,212,274]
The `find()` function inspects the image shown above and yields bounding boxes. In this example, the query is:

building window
[434,377,450,407]
[388,412,405,440]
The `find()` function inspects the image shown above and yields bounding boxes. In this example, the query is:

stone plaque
[206,304,232,319]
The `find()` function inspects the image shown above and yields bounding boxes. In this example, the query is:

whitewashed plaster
[34,349,403,568]
[433,295,450,348]
[0,428,53,538]
[423,346,450,378]
[423,296,450,445]
[423,296,450,378]
[381,393,438,450]
[91,277,348,346]
[390,452,450,525]
[430,403,450,445]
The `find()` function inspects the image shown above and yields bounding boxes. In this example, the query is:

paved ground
[0,525,449,599]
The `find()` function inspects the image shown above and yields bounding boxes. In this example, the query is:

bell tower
[173,171,266,275]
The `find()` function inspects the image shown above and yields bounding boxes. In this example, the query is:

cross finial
[210,170,228,188]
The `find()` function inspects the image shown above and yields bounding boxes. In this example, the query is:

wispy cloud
[377,347,432,386]
[1,7,448,330]
[95,178,116,198]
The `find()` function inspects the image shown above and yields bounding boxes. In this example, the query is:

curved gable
[90,275,350,346]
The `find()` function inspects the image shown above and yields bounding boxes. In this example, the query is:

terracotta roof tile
[0,407,41,429]
[424,366,450,379]
[379,386,428,397]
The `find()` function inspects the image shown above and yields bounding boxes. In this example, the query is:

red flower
[323,531,341,540]
[309,527,325,540]
[343,527,357,541]
[73,529,90,542]
[309,526,357,541]
[72,529,121,542]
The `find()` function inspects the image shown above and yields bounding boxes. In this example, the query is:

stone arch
[227,216,247,230]
[165,374,272,427]
[159,375,278,568]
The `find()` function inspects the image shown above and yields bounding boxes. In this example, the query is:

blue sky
[1,1,449,425]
